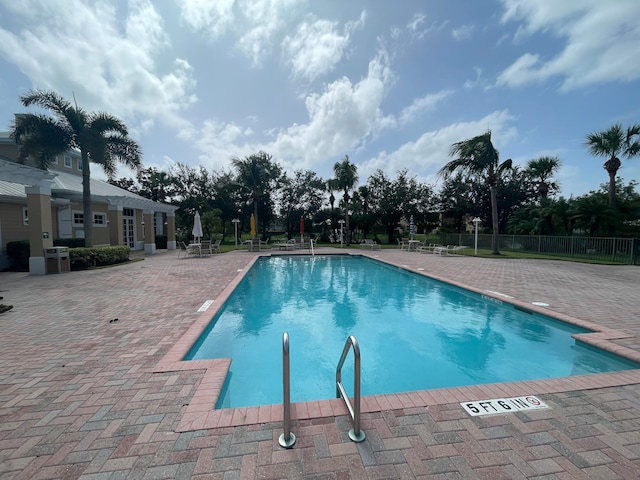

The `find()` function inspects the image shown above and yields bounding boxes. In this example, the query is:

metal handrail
[336,335,366,442]
[310,238,315,256]
[278,332,296,448]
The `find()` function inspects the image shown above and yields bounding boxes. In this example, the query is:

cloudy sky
[1,0,639,197]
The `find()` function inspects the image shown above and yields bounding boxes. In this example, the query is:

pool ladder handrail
[279,332,296,448]
[336,335,366,442]
[309,238,315,256]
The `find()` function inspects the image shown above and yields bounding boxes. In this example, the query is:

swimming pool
[185,255,638,409]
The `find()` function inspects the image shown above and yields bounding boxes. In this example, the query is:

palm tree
[439,131,512,254]
[525,156,561,201]
[11,89,142,247]
[332,155,358,245]
[231,151,280,237]
[586,123,640,210]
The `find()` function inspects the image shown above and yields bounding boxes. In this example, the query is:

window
[77,160,83,171]
[123,208,134,217]
[22,207,28,226]
[73,211,106,226]
[94,213,106,225]
[64,155,72,168]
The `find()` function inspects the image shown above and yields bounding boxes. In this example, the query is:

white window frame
[72,210,107,226]
[64,155,72,168]
[94,213,106,226]
[22,207,29,226]
[73,210,84,225]
[77,159,83,171]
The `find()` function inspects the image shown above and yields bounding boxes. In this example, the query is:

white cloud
[239,0,322,67]
[268,51,393,170]
[464,67,484,89]
[178,0,305,67]
[178,0,236,38]
[359,110,518,185]
[282,11,366,81]
[407,13,427,39]
[406,11,448,40]
[397,90,453,125]
[498,0,640,90]
[452,24,475,41]
[0,0,197,134]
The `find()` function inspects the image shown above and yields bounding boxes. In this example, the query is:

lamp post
[232,218,240,248]
[338,219,345,248]
[472,217,481,256]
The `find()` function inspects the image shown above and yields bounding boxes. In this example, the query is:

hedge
[69,246,131,270]
[5,240,131,271]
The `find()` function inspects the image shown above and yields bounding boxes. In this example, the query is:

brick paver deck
[1,247,640,479]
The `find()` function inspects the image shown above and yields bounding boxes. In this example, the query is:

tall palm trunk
[253,191,259,238]
[604,156,620,210]
[489,185,499,255]
[344,192,350,245]
[81,151,93,247]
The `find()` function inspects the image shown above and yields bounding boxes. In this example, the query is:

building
[0,131,177,274]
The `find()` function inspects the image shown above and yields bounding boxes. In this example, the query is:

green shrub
[6,240,30,271]
[69,246,130,270]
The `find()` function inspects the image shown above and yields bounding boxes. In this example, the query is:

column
[143,210,156,254]
[166,213,176,250]
[26,184,53,275]
[108,205,124,246]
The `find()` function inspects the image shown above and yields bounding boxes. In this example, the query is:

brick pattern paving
[1,247,640,478]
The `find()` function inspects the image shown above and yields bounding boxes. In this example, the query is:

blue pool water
[185,255,637,409]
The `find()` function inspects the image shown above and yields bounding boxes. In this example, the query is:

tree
[524,156,561,201]
[439,131,512,254]
[11,89,141,247]
[278,170,325,238]
[586,123,640,210]
[438,172,482,233]
[331,155,358,245]
[232,151,281,238]
[367,169,429,244]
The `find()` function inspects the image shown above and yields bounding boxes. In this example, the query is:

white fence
[436,234,639,265]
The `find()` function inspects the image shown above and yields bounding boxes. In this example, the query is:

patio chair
[360,239,381,250]
[248,238,261,252]
[200,240,212,256]
[177,241,189,259]
[418,243,442,253]
[398,238,411,251]
[433,245,468,255]
[448,245,469,255]
[211,239,221,254]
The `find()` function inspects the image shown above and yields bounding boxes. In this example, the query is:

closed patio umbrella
[192,211,203,243]
[250,213,256,237]
[409,215,415,240]
[300,216,304,243]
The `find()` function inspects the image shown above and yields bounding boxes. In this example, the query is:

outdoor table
[188,243,201,257]
[408,240,421,251]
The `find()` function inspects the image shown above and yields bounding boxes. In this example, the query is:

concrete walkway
[1,247,640,479]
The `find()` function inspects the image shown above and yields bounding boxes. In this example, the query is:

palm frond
[89,112,128,136]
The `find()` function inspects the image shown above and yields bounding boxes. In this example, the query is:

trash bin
[45,246,70,274]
